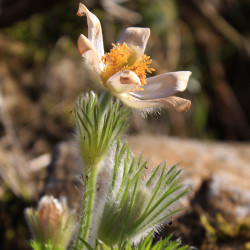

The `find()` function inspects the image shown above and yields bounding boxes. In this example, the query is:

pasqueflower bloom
[77,3,191,112]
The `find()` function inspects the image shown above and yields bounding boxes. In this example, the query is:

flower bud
[25,195,77,249]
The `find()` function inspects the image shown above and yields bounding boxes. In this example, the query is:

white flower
[77,3,191,112]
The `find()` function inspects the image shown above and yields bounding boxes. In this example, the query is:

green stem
[75,164,100,249]
[74,91,114,249]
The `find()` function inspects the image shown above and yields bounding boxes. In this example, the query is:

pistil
[101,43,155,90]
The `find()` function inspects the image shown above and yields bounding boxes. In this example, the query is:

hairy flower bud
[25,195,77,249]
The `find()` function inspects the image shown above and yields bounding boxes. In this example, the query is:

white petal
[106,70,141,94]
[77,34,97,55]
[118,93,191,112]
[117,27,150,53]
[118,93,159,109]
[77,3,104,59]
[154,96,191,112]
[77,35,103,87]
[132,71,192,100]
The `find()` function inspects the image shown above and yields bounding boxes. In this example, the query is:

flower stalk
[73,92,130,249]
[75,163,100,249]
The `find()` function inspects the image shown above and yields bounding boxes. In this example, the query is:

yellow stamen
[101,43,155,90]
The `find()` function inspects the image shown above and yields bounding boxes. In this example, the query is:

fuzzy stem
[75,164,100,249]
[74,91,114,249]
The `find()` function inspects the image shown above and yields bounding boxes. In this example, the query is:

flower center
[100,43,155,90]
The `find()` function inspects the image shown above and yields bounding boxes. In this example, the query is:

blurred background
[0,0,249,249]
